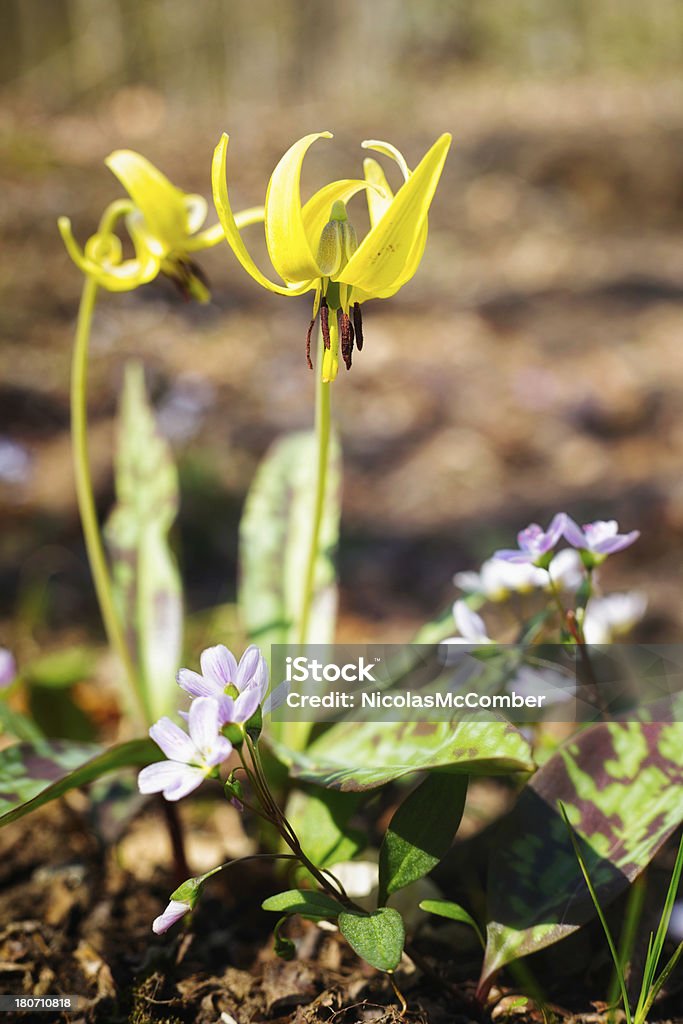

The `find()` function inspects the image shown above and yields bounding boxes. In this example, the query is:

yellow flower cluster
[60,132,451,378]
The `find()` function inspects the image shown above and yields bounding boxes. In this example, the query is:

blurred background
[2,0,683,674]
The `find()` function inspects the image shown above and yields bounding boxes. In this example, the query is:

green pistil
[330,199,348,222]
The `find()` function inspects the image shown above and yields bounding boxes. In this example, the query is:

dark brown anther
[352,302,364,350]
[169,258,211,302]
[305,318,315,369]
[338,308,354,370]
[320,298,331,349]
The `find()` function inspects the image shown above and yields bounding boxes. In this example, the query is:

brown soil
[1,795,681,1024]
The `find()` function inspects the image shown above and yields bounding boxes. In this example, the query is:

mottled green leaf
[419,899,486,948]
[338,907,405,972]
[287,786,365,868]
[238,430,340,651]
[272,718,534,792]
[379,773,467,904]
[0,738,157,826]
[262,888,342,919]
[105,363,183,721]
[480,722,683,993]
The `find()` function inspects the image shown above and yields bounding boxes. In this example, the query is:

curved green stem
[71,276,146,725]
[298,326,332,646]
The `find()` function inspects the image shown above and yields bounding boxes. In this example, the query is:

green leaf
[479,722,683,994]
[238,430,341,651]
[0,738,158,826]
[286,786,365,868]
[271,718,534,792]
[0,701,45,743]
[378,772,467,903]
[105,362,183,721]
[261,888,342,919]
[338,907,405,972]
[419,899,485,948]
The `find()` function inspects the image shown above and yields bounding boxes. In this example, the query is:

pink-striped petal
[152,900,189,934]
[216,694,236,726]
[236,645,261,690]
[149,717,195,762]
[562,515,587,548]
[200,644,238,687]
[188,696,221,754]
[138,760,188,794]
[203,734,232,768]
[160,763,207,800]
[177,668,220,698]
[233,685,261,724]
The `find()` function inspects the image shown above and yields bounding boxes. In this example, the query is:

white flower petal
[200,644,238,687]
[188,696,221,755]
[152,900,189,934]
[149,717,195,763]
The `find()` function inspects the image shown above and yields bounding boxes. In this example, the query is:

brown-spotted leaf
[0,738,157,826]
[479,722,683,993]
[272,717,535,791]
[105,363,183,722]
[239,430,341,651]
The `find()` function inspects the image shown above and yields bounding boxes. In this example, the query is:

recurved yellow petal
[58,216,159,292]
[264,132,332,283]
[339,133,451,295]
[362,139,410,182]
[212,135,313,297]
[186,204,265,251]
[105,150,188,256]
[362,158,394,229]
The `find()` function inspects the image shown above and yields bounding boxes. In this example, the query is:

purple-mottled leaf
[479,722,683,994]
[239,430,341,652]
[0,738,157,826]
[272,718,535,792]
[105,363,183,721]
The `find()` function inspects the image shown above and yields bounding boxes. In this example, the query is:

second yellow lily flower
[59,150,263,302]
[211,131,451,381]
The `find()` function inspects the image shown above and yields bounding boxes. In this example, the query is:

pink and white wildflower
[178,644,268,726]
[493,513,566,567]
[0,648,16,689]
[563,517,640,562]
[454,558,547,601]
[545,548,585,593]
[582,592,647,644]
[446,601,493,644]
[138,696,232,801]
[153,899,190,934]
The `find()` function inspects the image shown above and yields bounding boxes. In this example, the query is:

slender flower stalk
[71,275,147,723]
[61,153,262,724]
[298,326,333,646]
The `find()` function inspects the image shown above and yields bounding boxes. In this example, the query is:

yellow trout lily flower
[59,150,263,302]
[211,131,451,380]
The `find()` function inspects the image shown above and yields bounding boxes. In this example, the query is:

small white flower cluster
[451,514,645,645]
